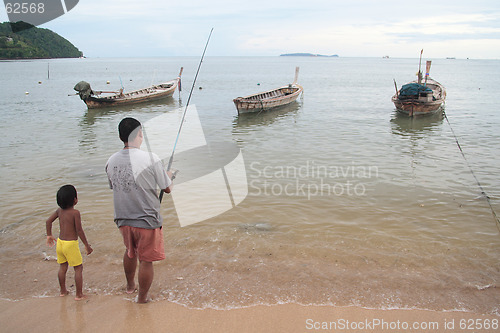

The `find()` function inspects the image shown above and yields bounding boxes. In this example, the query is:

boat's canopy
[399,83,432,99]
[74,81,93,100]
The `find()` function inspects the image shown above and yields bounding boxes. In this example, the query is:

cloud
[389,13,500,37]
[235,10,500,58]
[6,0,500,58]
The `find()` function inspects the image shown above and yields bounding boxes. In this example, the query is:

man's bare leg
[137,261,153,303]
[123,250,137,294]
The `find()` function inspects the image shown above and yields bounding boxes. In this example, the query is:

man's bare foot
[75,295,88,301]
[135,295,152,304]
[126,283,137,294]
[60,290,69,297]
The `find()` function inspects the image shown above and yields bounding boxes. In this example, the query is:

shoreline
[1,295,498,332]
[1,236,499,315]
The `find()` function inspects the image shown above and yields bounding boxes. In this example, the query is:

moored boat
[392,51,446,117]
[233,67,303,114]
[74,68,183,109]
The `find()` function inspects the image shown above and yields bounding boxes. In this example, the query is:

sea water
[0,56,499,314]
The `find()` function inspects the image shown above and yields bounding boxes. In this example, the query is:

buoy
[257,83,260,86]
[25,92,29,95]
[199,86,203,90]
[38,81,42,84]
[106,81,110,84]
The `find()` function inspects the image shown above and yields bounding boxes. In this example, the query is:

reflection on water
[390,109,444,136]
[79,97,182,153]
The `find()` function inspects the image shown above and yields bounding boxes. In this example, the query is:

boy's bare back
[54,207,80,241]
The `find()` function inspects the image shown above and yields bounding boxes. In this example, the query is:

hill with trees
[0,21,83,59]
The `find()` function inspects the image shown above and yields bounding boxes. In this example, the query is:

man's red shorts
[119,226,165,262]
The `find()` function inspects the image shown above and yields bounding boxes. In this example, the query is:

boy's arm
[45,210,58,247]
[74,210,93,255]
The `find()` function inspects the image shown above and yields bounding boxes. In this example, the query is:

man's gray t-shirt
[106,148,172,229]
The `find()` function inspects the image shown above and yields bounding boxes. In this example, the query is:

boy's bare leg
[58,262,69,296]
[137,261,153,303]
[74,264,86,300]
[123,250,137,293]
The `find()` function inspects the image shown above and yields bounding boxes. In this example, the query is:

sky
[2,0,500,59]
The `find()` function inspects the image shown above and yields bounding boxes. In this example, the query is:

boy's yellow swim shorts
[56,238,83,266]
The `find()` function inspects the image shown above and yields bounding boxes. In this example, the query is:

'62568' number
[460,318,499,330]
[5,2,45,14]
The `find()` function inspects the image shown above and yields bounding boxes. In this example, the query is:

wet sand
[0,295,498,332]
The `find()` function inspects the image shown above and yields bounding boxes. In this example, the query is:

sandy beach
[1,295,498,332]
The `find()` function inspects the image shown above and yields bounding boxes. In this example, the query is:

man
[106,117,172,303]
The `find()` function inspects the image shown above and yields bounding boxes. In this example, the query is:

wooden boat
[233,67,303,114]
[392,52,446,117]
[392,77,446,116]
[74,68,183,109]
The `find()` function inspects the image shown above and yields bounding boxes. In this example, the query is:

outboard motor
[74,81,93,100]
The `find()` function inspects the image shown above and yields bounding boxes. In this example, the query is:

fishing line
[443,110,500,232]
[159,28,214,203]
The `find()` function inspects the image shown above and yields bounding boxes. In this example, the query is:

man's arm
[105,163,113,189]
[164,170,175,193]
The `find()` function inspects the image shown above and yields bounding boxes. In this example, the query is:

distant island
[280,53,339,57]
[0,21,83,59]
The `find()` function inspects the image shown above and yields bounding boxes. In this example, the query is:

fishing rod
[159,28,214,203]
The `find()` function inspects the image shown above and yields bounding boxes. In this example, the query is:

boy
[46,184,93,300]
